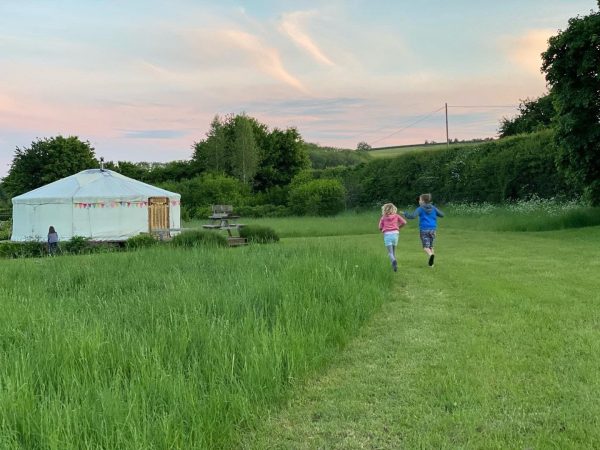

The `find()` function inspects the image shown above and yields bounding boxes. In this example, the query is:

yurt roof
[12,169,180,205]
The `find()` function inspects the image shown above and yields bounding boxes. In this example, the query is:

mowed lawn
[246,225,600,449]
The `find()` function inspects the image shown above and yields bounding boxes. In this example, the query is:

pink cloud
[279,11,335,66]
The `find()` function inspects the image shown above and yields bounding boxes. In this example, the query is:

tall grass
[0,239,391,449]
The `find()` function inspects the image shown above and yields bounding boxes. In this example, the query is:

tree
[192,115,227,173]
[253,127,310,191]
[498,94,556,137]
[542,5,600,204]
[231,115,259,184]
[356,141,372,152]
[2,135,98,197]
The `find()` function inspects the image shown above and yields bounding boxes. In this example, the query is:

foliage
[498,94,556,137]
[170,230,229,248]
[2,136,98,197]
[542,6,600,205]
[234,204,290,218]
[239,224,280,243]
[231,114,259,184]
[254,127,310,191]
[0,241,46,258]
[191,114,309,191]
[125,234,157,249]
[356,141,372,151]
[346,129,575,207]
[305,143,371,169]
[63,236,92,254]
[158,173,248,218]
[288,178,346,216]
[0,219,11,241]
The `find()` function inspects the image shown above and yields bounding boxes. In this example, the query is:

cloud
[503,29,554,75]
[121,129,188,139]
[222,29,309,94]
[279,11,335,66]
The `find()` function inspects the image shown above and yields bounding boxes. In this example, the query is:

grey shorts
[420,230,436,249]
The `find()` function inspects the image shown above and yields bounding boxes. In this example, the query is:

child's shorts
[383,231,399,247]
[420,230,436,248]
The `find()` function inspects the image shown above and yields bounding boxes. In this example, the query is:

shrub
[239,225,280,243]
[0,241,46,258]
[288,179,346,216]
[63,236,92,254]
[171,230,228,248]
[126,234,157,249]
[0,219,12,241]
[235,204,290,218]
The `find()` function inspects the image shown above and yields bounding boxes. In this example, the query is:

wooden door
[148,197,170,235]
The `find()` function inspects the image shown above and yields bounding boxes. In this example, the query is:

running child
[402,193,444,267]
[379,203,407,272]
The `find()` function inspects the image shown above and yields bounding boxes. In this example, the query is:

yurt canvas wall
[11,169,181,241]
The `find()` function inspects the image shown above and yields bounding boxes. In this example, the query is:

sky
[0,0,596,177]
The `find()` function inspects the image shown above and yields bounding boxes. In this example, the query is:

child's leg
[386,245,395,262]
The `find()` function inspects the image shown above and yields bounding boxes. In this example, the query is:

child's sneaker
[392,260,398,272]
[428,254,435,267]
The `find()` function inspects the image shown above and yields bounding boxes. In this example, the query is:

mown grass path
[246,227,600,449]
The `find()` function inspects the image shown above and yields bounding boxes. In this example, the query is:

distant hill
[369,139,494,159]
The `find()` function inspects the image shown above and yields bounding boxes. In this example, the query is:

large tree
[2,135,98,197]
[542,3,600,204]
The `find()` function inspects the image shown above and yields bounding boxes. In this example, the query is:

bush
[288,179,346,216]
[171,230,228,248]
[63,236,92,254]
[0,241,46,258]
[126,234,157,249]
[348,130,576,207]
[0,219,12,241]
[239,225,280,243]
[235,204,290,218]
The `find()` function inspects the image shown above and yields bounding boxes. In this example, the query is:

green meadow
[368,142,479,159]
[1,204,600,448]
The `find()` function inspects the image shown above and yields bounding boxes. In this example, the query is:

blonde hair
[419,193,432,204]
[381,203,397,215]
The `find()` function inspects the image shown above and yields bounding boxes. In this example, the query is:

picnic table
[202,205,246,238]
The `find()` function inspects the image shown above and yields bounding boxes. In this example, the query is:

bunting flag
[74,200,150,209]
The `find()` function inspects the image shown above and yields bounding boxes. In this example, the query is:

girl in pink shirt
[378,203,407,272]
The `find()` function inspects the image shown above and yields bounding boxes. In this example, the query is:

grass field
[1,205,599,448]
[369,141,479,159]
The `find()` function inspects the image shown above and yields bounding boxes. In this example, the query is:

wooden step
[227,237,248,247]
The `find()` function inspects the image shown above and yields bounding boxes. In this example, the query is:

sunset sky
[0,0,596,176]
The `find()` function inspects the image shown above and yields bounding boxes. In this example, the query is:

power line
[369,106,445,146]
[448,105,518,108]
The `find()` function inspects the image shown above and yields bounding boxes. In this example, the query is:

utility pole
[445,103,449,147]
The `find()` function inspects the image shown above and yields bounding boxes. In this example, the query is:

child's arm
[398,215,407,228]
[435,207,444,217]
[378,217,384,231]
[402,208,419,220]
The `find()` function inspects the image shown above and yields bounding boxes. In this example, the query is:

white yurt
[11,169,181,242]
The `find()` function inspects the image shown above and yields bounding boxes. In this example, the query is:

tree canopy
[498,94,556,138]
[2,135,98,197]
[542,5,600,204]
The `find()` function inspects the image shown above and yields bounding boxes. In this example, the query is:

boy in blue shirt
[402,193,444,267]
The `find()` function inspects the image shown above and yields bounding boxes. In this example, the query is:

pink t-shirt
[379,213,407,233]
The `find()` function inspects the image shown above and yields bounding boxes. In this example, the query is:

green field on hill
[369,141,480,158]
